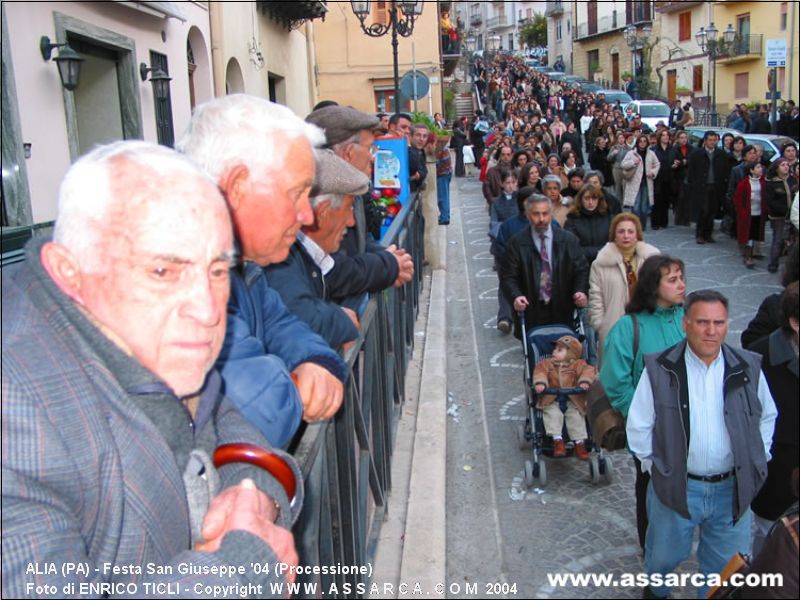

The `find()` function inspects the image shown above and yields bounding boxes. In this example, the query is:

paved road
[444,174,783,599]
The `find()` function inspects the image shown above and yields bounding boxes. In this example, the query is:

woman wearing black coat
[651,129,674,229]
[589,136,614,190]
[563,183,610,365]
[452,117,468,177]
[564,183,613,265]
[559,121,584,165]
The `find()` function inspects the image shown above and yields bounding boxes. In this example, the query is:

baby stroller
[515,312,615,488]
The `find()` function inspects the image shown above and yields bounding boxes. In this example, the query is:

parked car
[595,89,633,106]
[684,126,741,147]
[683,127,794,163]
[740,134,797,163]
[562,75,584,84]
[625,100,671,130]
[545,72,567,82]
[575,81,604,93]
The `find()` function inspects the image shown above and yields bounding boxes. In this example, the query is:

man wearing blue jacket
[179,95,348,448]
[266,150,370,350]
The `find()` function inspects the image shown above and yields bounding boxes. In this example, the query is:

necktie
[539,233,552,304]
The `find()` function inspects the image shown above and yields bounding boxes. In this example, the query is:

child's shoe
[552,438,566,457]
[574,440,590,461]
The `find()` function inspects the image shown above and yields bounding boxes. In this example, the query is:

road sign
[766,92,782,100]
[765,39,787,68]
[399,70,430,101]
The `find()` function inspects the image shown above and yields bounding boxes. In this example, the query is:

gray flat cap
[306,105,380,148]
[311,149,370,197]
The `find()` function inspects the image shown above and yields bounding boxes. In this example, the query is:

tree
[519,13,547,49]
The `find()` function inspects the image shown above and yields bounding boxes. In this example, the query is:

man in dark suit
[500,193,590,333]
[2,142,301,596]
[687,131,731,244]
[408,124,429,193]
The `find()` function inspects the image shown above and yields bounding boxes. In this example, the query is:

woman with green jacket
[599,254,687,551]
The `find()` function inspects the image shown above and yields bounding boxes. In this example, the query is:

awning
[113,1,188,23]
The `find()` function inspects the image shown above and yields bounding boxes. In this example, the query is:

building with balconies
[709,0,798,114]
[572,0,657,89]
[546,0,572,71]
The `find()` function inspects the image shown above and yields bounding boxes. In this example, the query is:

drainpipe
[306,21,318,109]
[209,1,225,97]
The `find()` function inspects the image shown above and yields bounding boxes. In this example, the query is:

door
[70,40,124,157]
[612,54,620,87]
[736,14,750,54]
[667,69,676,102]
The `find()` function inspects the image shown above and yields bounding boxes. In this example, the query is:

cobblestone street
[445,174,783,599]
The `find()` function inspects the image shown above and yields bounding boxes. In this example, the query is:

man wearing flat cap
[265,150,370,350]
[305,105,414,311]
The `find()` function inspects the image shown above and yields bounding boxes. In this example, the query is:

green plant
[590,62,602,72]
[411,111,452,137]
[519,13,547,48]
[621,70,633,80]
[444,88,457,123]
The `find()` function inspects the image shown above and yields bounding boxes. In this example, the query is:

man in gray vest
[627,290,777,599]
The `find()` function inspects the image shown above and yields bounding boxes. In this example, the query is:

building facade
[546,0,572,72]
[654,2,713,104]
[312,1,442,115]
[709,0,799,115]
[1,1,213,226]
[572,0,656,89]
[1,0,325,229]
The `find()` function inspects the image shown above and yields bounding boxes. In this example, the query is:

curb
[398,265,447,598]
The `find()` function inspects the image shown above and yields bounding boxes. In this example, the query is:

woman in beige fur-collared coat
[589,213,660,354]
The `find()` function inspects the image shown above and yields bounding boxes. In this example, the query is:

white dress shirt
[627,346,776,475]
[297,232,335,276]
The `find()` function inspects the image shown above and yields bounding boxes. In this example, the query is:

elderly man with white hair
[179,95,348,449]
[265,150,370,350]
[2,141,301,597]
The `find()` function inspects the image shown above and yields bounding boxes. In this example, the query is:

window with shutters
[374,1,390,26]
[692,64,703,92]
[150,51,174,147]
[780,3,787,30]
[678,12,691,42]
[734,73,749,99]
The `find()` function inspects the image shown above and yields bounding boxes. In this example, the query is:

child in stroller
[532,335,596,460]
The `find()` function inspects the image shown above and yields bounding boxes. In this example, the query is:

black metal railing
[716,33,763,59]
[1,193,426,600]
[291,192,425,598]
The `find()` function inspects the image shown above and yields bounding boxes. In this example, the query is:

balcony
[256,0,327,30]
[574,12,621,40]
[469,14,483,27]
[487,14,513,30]
[656,1,704,13]
[715,34,763,64]
[545,1,564,18]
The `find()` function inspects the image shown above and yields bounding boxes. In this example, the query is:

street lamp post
[488,32,501,57]
[351,1,424,113]
[623,23,652,98]
[696,22,736,127]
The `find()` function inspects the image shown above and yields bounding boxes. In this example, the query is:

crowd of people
[2,96,419,597]
[467,53,799,598]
